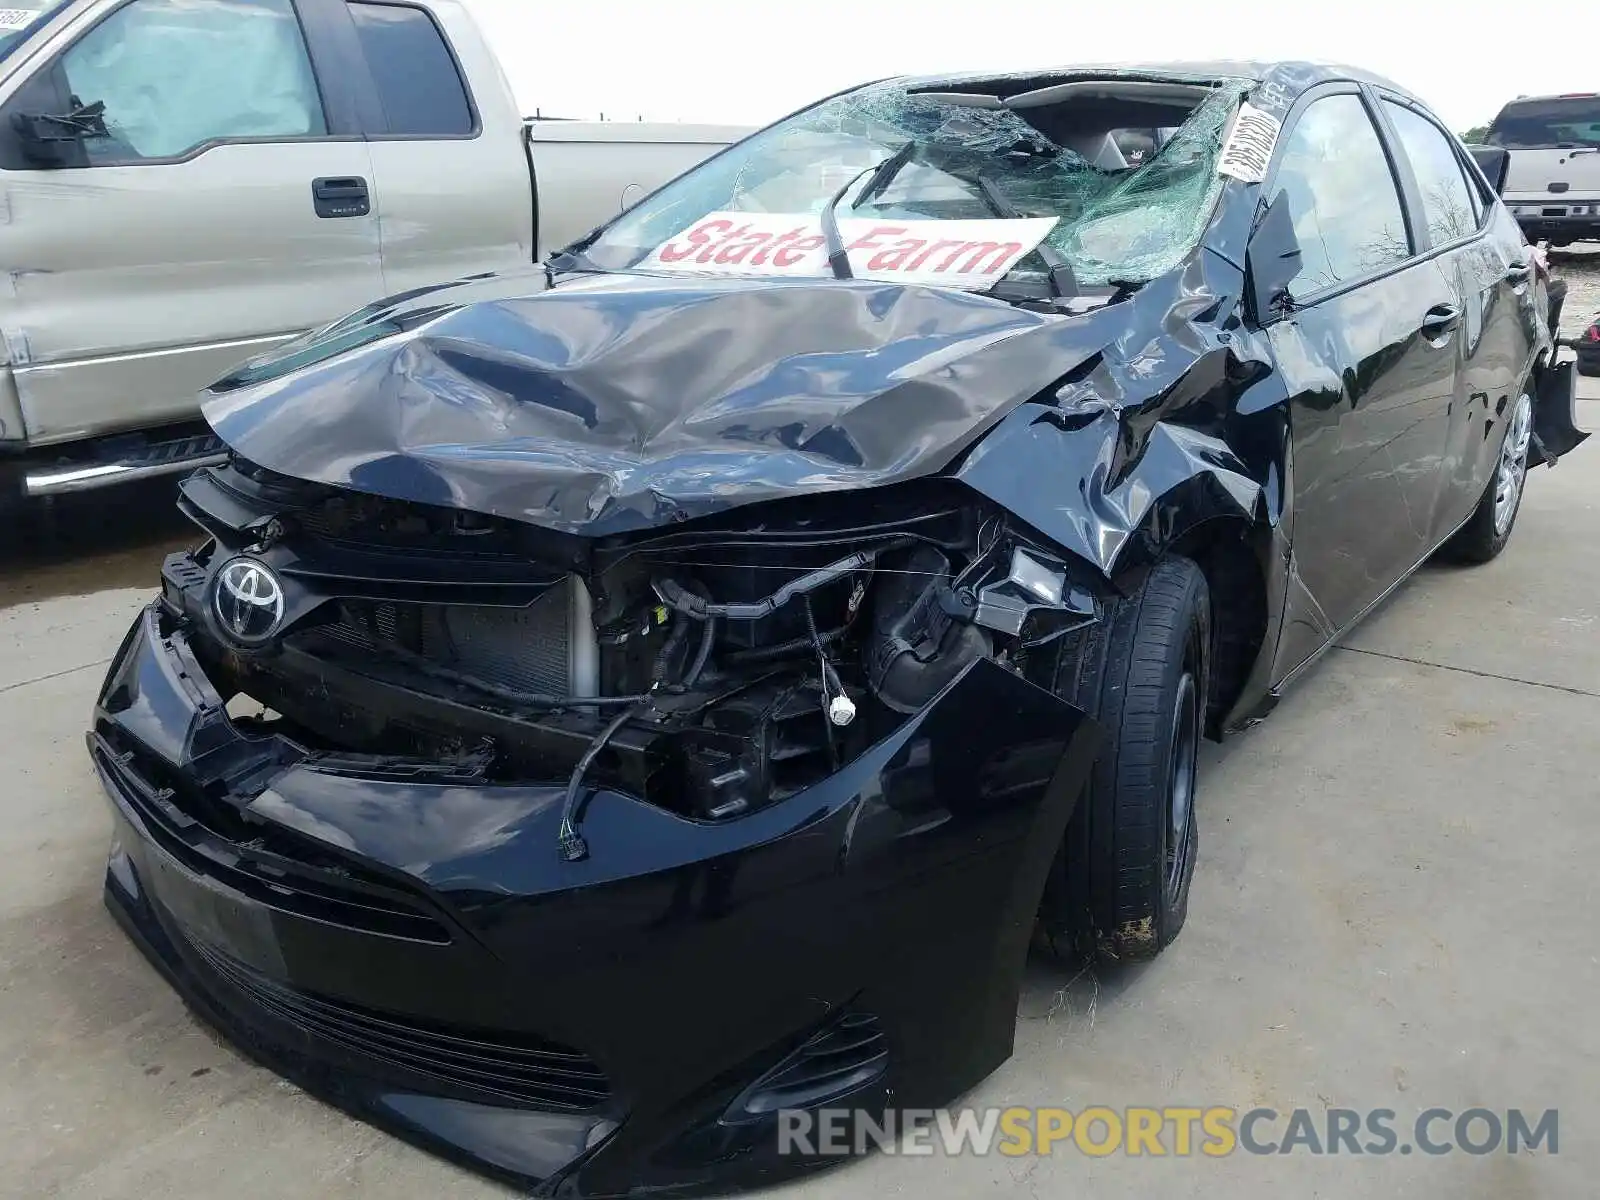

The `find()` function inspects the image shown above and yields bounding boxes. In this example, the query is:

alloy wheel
[1494,393,1534,537]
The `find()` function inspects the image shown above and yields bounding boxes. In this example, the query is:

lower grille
[184,937,612,1111]
[305,577,597,699]
[726,1012,889,1121]
[93,734,452,944]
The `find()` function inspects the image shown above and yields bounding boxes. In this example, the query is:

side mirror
[1245,190,1303,325]
[1467,145,1510,195]
[9,100,104,168]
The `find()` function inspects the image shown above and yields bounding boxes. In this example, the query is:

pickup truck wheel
[1038,555,1209,963]
[1441,391,1532,565]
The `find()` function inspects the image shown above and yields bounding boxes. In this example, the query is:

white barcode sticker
[1217,102,1283,183]
[0,8,41,30]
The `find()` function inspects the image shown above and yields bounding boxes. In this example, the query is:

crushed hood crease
[204,272,1116,535]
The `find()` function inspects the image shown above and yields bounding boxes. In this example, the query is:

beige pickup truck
[0,0,746,502]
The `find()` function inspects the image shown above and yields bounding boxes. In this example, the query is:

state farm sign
[640,212,1059,291]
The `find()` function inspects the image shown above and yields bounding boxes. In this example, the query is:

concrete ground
[2,393,1597,1200]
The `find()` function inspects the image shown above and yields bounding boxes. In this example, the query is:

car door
[1260,88,1462,680]
[335,0,533,295]
[0,0,384,447]
[1377,97,1535,544]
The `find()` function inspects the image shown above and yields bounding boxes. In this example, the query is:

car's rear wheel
[1441,391,1533,565]
[1039,555,1209,962]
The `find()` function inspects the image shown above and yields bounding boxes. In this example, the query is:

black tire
[1039,555,1210,963]
[1440,392,1533,565]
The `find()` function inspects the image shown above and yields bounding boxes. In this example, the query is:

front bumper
[1507,202,1600,241]
[1531,357,1591,463]
[92,603,1097,1196]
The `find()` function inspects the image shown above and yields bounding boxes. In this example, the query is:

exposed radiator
[308,576,599,699]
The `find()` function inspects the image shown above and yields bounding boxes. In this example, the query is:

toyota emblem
[213,558,286,645]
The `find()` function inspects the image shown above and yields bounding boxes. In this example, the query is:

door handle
[1505,261,1533,285]
[1421,303,1461,341]
[312,176,370,219]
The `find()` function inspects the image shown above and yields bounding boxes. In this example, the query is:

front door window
[60,0,325,163]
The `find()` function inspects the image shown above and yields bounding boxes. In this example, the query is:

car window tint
[1384,101,1480,245]
[60,0,325,163]
[1272,94,1410,296]
[347,2,473,136]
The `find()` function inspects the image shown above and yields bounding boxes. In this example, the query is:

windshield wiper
[855,139,917,210]
[819,141,917,280]
[975,174,1077,300]
[544,244,606,285]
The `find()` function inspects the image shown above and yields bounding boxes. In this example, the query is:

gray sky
[462,0,1576,133]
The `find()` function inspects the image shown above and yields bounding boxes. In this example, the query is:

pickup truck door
[0,0,384,447]
[335,0,533,296]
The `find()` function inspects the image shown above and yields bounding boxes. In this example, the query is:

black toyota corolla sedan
[91,61,1585,1196]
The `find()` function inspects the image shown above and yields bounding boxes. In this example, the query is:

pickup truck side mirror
[0,63,95,170]
[9,100,105,168]
[1245,190,1303,326]
[1467,145,1510,195]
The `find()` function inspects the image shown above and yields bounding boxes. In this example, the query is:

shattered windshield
[580,77,1248,290]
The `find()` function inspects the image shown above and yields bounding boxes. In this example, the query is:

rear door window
[1383,102,1480,246]
[347,2,474,136]
[1271,93,1412,296]
[57,0,326,163]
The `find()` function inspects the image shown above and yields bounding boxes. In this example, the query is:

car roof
[898,60,1426,108]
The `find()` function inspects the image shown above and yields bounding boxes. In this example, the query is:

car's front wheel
[1040,555,1210,962]
[1442,391,1533,564]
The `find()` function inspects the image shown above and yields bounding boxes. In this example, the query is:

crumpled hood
[203,271,1109,536]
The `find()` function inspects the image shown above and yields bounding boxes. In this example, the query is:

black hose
[685,616,717,686]
[723,624,848,666]
[557,702,645,862]
[651,613,692,687]
[653,543,899,623]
